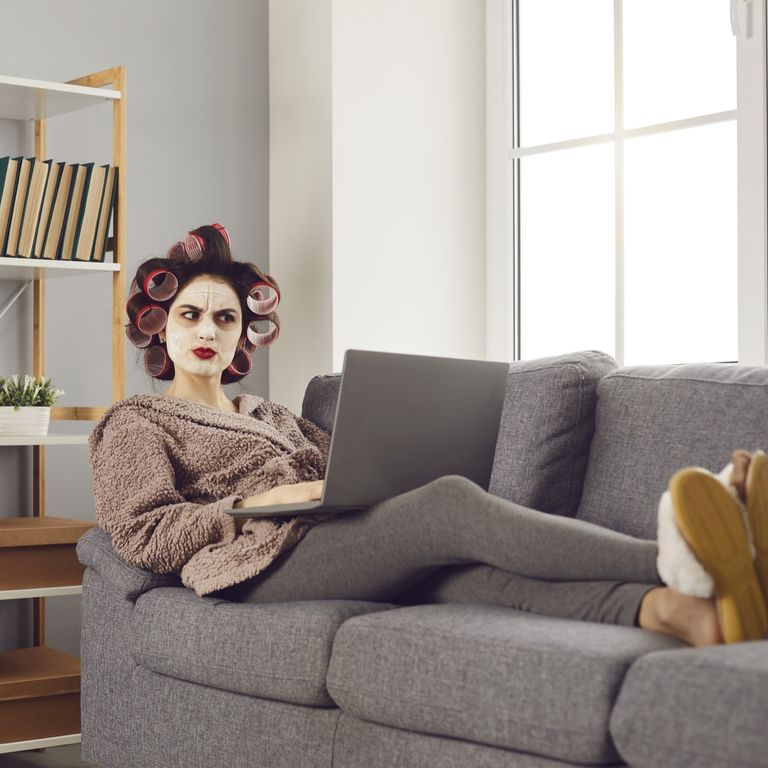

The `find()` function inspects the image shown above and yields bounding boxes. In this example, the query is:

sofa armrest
[76,526,181,602]
[610,641,768,768]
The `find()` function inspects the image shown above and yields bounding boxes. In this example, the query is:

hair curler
[141,267,178,301]
[246,278,281,315]
[144,346,171,378]
[125,322,153,349]
[126,292,168,335]
[227,345,253,377]
[244,317,280,350]
[211,222,231,246]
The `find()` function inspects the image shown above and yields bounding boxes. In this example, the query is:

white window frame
[485,0,768,365]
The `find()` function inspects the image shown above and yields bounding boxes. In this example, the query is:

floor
[0,745,94,768]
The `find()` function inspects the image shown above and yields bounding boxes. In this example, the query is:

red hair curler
[244,317,280,349]
[142,268,179,301]
[246,278,281,315]
[211,222,230,246]
[226,344,253,377]
[144,346,172,378]
[125,322,153,349]
[126,292,167,335]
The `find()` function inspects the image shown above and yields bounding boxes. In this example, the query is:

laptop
[226,348,510,519]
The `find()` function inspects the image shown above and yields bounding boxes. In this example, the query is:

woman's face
[159,274,243,380]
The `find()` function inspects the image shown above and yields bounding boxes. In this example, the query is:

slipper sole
[746,450,768,607]
[670,467,768,644]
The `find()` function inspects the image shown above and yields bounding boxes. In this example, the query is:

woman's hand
[232,481,324,533]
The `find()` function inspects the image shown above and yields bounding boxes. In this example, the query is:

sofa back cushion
[302,350,616,517]
[576,363,768,539]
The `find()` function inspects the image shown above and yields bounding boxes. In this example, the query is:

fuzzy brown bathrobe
[87,393,332,596]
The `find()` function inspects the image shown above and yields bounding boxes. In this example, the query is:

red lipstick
[193,348,216,359]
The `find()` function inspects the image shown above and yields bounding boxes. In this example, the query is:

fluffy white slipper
[656,462,754,598]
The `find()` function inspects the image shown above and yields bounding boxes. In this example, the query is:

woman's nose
[197,316,216,339]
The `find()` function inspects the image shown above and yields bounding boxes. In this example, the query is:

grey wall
[0,0,270,656]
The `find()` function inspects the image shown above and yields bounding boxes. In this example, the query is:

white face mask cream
[160,275,242,380]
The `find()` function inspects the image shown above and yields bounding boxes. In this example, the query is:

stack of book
[0,156,118,262]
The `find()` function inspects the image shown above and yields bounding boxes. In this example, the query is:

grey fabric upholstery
[127,665,339,768]
[77,526,181,601]
[332,714,607,768]
[487,350,616,515]
[610,641,768,768]
[130,587,395,707]
[576,363,768,538]
[326,604,682,765]
[80,567,149,768]
[302,350,616,516]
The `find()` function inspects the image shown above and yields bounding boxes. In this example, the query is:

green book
[42,163,75,260]
[18,159,52,258]
[73,163,108,261]
[5,157,32,256]
[57,163,88,260]
[32,161,65,258]
[90,166,117,262]
[0,156,20,258]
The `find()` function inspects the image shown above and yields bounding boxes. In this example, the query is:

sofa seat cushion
[130,587,395,707]
[326,604,682,765]
[610,642,768,768]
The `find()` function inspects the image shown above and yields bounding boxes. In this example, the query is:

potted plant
[0,375,65,436]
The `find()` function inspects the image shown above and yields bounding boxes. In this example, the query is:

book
[73,164,108,261]
[17,159,51,258]
[58,163,90,260]
[42,164,75,260]
[0,157,20,259]
[5,157,31,257]
[32,161,64,258]
[91,166,117,263]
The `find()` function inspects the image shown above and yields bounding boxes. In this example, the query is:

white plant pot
[0,406,51,436]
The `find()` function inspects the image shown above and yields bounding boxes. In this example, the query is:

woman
[88,223,768,648]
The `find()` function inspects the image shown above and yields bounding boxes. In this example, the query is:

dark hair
[125,224,280,384]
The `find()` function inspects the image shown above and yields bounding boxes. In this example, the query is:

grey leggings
[220,475,662,627]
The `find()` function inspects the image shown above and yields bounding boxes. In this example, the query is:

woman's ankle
[638,586,723,646]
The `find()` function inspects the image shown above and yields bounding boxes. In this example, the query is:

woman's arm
[231,480,324,532]
[89,412,242,574]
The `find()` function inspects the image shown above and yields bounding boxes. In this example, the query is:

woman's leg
[224,475,660,620]
[396,563,655,626]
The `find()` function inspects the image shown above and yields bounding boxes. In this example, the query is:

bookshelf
[0,67,126,754]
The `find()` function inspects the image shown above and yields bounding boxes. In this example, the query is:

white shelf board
[0,257,119,280]
[0,733,81,754]
[0,585,83,601]
[0,435,89,446]
[0,73,120,121]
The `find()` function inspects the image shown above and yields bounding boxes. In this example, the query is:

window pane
[519,0,614,147]
[624,0,736,129]
[520,144,615,359]
[624,121,737,364]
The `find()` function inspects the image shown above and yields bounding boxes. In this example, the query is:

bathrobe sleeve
[88,411,241,575]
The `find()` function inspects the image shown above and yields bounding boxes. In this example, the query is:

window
[486,0,766,365]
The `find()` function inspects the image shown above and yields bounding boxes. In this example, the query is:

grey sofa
[76,350,768,768]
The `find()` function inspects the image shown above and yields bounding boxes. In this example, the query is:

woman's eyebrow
[178,303,240,314]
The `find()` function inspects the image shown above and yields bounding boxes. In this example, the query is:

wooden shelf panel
[0,257,119,280]
[0,647,80,746]
[0,646,79,701]
[0,517,94,547]
[0,434,89,446]
[0,519,94,593]
[0,73,120,121]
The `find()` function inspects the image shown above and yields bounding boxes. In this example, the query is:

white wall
[270,0,486,412]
